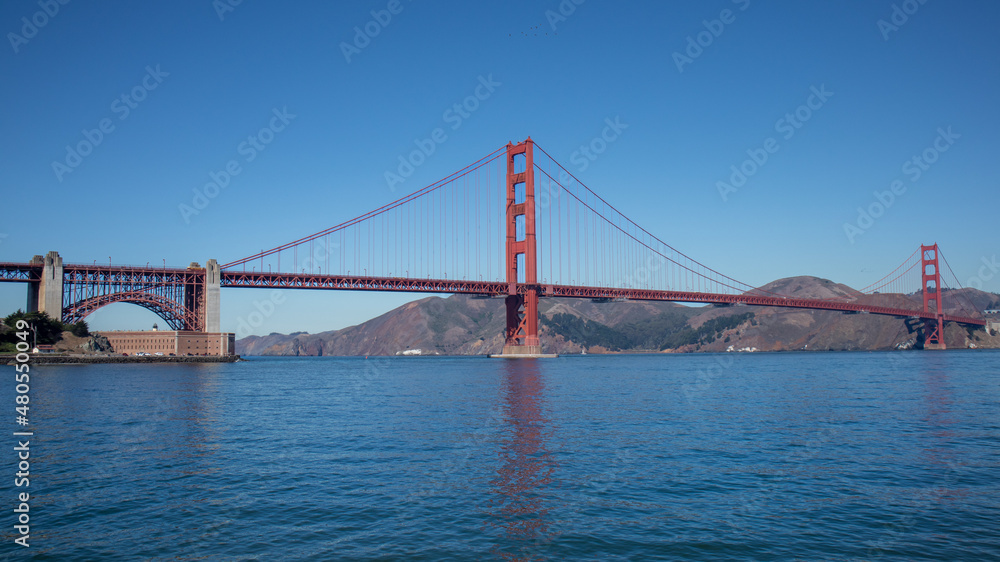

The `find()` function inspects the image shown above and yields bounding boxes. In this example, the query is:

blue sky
[1,0,998,336]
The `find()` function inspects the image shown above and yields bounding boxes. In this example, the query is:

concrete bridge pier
[41,251,64,318]
[204,259,220,333]
[26,251,63,319]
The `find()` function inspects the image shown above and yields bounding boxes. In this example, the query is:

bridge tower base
[922,318,947,350]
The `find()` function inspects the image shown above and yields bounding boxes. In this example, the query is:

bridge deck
[0,263,984,327]
[219,271,986,327]
[0,262,40,281]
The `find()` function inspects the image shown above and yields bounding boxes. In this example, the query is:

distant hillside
[673,278,999,353]
[236,277,1000,355]
[237,295,693,356]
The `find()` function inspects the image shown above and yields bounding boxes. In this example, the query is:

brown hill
[236,277,1000,355]
[237,295,692,356]
[682,277,997,352]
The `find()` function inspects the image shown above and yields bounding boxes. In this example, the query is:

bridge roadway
[223,270,985,326]
[0,262,985,327]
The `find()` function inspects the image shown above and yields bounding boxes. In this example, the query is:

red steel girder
[221,271,509,295]
[0,262,41,282]
[538,284,985,326]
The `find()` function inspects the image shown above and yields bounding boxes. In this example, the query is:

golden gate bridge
[0,139,985,353]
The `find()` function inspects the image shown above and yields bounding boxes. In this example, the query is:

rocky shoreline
[6,355,242,365]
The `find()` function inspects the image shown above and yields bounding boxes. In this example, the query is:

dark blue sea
[2,352,998,560]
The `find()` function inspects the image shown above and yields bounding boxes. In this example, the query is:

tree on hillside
[2,310,66,345]
[70,320,90,337]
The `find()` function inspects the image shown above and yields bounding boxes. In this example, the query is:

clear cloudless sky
[1,0,998,336]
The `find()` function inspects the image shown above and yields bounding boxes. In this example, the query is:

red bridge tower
[500,138,544,356]
[921,243,946,349]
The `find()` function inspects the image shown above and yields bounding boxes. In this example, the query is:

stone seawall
[5,355,242,365]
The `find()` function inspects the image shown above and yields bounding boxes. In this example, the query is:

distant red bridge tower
[921,243,946,349]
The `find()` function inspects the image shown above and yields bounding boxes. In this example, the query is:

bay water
[2,351,998,560]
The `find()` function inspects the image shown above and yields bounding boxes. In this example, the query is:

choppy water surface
[2,352,998,560]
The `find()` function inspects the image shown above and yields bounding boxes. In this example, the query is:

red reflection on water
[921,365,964,503]
[487,360,556,561]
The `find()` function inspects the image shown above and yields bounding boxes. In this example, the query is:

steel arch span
[64,291,192,331]
[61,264,208,331]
